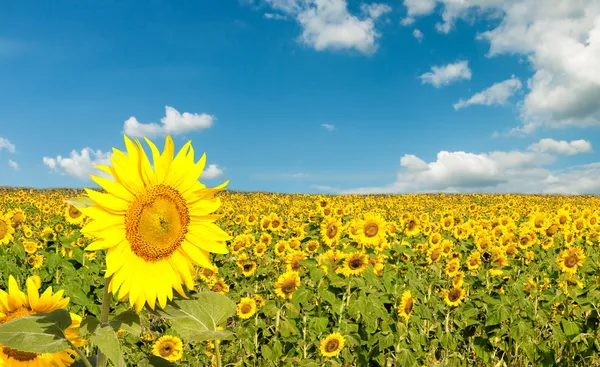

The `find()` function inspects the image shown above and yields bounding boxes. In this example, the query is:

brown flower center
[159,343,175,357]
[325,339,340,353]
[403,298,414,315]
[126,185,189,262]
[281,280,296,295]
[2,347,38,361]
[348,257,364,270]
[448,289,462,302]
[326,224,338,238]
[68,205,83,219]
[364,223,379,237]
[564,253,579,268]
[240,303,253,314]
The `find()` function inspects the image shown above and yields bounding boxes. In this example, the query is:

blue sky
[1,0,600,194]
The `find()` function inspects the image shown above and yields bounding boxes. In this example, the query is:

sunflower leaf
[89,325,126,367]
[109,309,141,336]
[138,356,177,367]
[0,308,72,353]
[156,292,236,342]
[64,196,96,208]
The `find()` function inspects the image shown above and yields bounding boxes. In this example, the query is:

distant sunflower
[237,297,257,319]
[0,275,86,366]
[397,290,414,321]
[274,270,300,299]
[466,251,481,270]
[341,252,369,276]
[319,333,345,358]
[359,213,386,246]
[253,243,267,258]
[305,239,320,254]
[152,335,183,363]
[445,259,461,277]
[0,213,15,246]
[241,261,258,277]
[210,278,229,295]
[444,287,465,307]
[64,204,85,226]
[557,246,586,275]
[426,245,443,264]
[80,135,231,313]
[321,217,342,247]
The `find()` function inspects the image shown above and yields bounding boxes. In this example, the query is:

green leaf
[0,309,72,353]
[138,356,177,367]
[157,292,236,342]
[561,319,580,340]
[64,196,96,208]
[89,325,126,367]
[109,309,141,336]
[80,316,101,337]
[71,356,98,367]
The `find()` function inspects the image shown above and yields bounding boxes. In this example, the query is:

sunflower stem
[97,276,112,367]
[215,340,222,367]
[71,343,93,367]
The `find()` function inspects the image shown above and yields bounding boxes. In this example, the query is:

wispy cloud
[454,75,522,110]
[0,137,16,153]
[321,123,335,131]
[419,60,471,88]
[8,159,18,170]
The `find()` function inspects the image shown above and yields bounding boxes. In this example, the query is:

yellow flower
[443,287,465,307]
[274,270,300,299]
[0,275,86,366]
[64,204,85,226]
[0,213,15,246]
[152,335,183,362]
[320,217,342,248]
[237,297,257,319]
[320,332,345,358]
[22,241,37,255]
[557,246,585,275]
[341,252,369,276]
[398,290,414,321]
[80,135,231,313]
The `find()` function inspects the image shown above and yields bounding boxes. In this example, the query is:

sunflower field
[2,140,600,366]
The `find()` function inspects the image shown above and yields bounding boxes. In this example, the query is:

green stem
[71,343,93,367]
[215,340,222,367]
[97,276,112,367]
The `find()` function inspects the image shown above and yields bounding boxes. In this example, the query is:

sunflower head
[274,271,300,299]
[81,135,231,313]
[398,290,414,321]
[320,332,345,358]
[237,297,257,320]
[152,335,184,363]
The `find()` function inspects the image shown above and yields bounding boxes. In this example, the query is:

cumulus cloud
[412,28,424,42]
[202,164,225,179]
[419,60,472,87]
[7,159,18,170]
[321,123,335,131]
[0,137,15,153]
[402,0,600,132]
[266,0,390,54]
[454,75,522,110]
[123,106,215,138]
[315,139,598,194]
[528,138,593,156]
[43,148,112,181]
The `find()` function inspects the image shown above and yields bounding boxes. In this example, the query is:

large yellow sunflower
[320,217,342,248]
[319,332,345,358]
[274,270,300,299]
[557,246,586,275]
[0,275,86,367]
[151,335,183,362]
[0,213,15,246]
[80,135,231,313]
[64,204,85,226]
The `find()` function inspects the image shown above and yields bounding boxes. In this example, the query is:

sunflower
[319,333,345,358]
[253,243,267,258]
[305,239,320,254]
[466,251,481,270]
[254,295,265,307]
[397,290,414,321]
[237,297,257,319]
[210,278,229,295]
[426,245,443,264]
[445,259,461,277]
[274,270,300,299]
[152,335,183,363]
[0,275,86,366]
[241,261,257,277]
[64,204,85,226]
[22,241,38,255]
[557,246,586,275]
[404,217,420,237]
[285,251,307,272]
[359,213,386,246]
[80,135,231,313]
[198,265,218,284]
[9,208,26,227]
[341,252,369,276]
[444,287,465,307]
[0,213,15,246]
[452,271,465,288]
[321,217,342,247]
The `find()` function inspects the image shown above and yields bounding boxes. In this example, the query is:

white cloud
[419,60,472,87]
[202,164,224,179]
[123,106,215,138]
[266,0,390,55]
[264,12,288,20]
[0,137,15,153]
[454,75,522,110]
[403,0,437,18]
[412,28,424,42]
[360,3,392,19]
[402,0,600,132]
[43,148,112,181]
[7,159,18,170]
[321,123,335,131]
[316,140,600,194]
[528,138,593,156]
